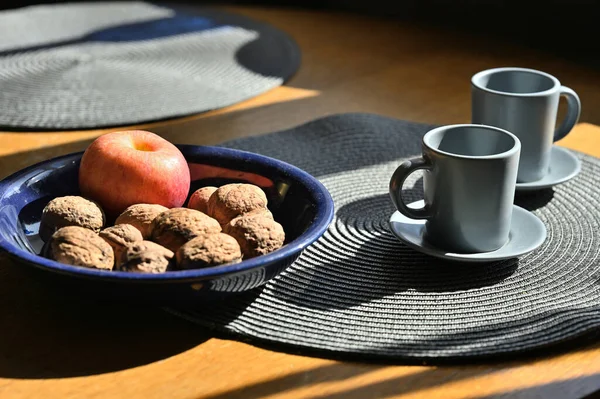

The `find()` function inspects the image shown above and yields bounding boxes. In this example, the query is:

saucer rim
[515,146,581,191]
[388,201,547,263]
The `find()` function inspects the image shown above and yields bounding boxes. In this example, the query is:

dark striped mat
[169,113,600,362]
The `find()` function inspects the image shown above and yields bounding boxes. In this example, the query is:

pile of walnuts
[40,184,285,273]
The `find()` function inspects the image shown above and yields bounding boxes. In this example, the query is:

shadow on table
[307,373,600,399]
[198,364,490,399]
[197,366,600,399]
[0,256,211,379]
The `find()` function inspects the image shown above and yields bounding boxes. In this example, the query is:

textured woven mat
[0,2,299,129]
[169,113,600,361]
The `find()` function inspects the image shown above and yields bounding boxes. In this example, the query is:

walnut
[232,207,273,221]
[47,226,114,270]
[40,196,105,242]
[118,241,173,273]
[99,224,143,267]
[223,213,285,259]
[207,183,268,225]
[187,186,217,214]
[176,233,242,269]
[151,208,221,252]
[115,203,168,239]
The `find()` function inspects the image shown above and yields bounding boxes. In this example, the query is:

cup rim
[423,124,521,160]
[471,67,560,97]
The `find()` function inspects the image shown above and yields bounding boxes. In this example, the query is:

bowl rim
[0,144,335,282]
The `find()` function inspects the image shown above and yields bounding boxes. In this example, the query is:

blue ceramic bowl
[0,145,334,304]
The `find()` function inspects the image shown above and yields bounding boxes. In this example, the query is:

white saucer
[388,201,547,263]
[516,146,581,192]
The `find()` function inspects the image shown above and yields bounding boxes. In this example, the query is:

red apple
[79,130,190,217]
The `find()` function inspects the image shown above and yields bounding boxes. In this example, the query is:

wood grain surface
[1,6,600,399]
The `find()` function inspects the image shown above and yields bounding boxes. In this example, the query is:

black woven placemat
[169,113,600,361]
[0,2,299,130]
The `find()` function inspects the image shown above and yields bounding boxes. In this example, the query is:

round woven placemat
[0,2,299,130]
[169,113,600,361]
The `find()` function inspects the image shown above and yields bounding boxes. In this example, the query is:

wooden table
[1,6,600,399]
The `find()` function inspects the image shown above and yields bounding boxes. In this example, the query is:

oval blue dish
[0,145,334,305]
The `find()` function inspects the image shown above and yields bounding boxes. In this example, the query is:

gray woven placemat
[0,2,299,129]
[169,113,600,361]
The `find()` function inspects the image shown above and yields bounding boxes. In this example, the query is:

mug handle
[389,157,433,219]
[554,86,581,142]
